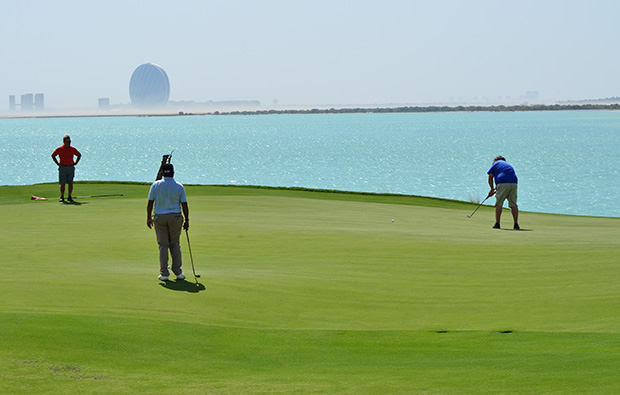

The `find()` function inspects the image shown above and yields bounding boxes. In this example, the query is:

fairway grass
[1,183,619,393]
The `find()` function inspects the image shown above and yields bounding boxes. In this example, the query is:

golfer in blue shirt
[488,156,519,230]
[147,163,190,281]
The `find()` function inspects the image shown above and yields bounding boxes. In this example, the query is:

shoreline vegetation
[205,103,620,116]
[2,103,620,119]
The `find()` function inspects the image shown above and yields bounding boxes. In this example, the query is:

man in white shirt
[146,163,190,281]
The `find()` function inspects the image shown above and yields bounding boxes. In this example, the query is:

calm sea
[2,111,619,217]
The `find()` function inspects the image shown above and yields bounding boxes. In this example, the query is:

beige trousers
[154,213,184,276]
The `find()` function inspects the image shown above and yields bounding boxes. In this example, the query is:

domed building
[129,63,170,107]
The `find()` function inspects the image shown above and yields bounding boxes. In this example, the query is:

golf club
[185,229,201,279]
[31,194,123,201]
[75,194,124,199]
[467,194,491,218]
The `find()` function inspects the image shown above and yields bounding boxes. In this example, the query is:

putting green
[1,183,619,393]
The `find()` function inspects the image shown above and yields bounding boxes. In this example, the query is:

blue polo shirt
[488,160,518,184]
[148,177,187,215]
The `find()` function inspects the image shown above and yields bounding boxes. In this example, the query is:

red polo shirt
[53,145,81,165]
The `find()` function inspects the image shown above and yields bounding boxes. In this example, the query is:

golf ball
[391,219,394,222]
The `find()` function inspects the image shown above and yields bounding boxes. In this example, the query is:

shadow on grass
[61,200,87,206]
[159,279,206,293]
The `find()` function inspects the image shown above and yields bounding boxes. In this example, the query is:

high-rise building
[8,93,44,111]
[21,94,34,111]
[34,93,44,111]
[129,63,170,108]
[98,98,110,109]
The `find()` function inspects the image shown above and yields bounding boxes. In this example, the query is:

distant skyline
[1,0,619,112]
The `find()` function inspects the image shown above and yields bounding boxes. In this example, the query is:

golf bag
[155,153,172,180]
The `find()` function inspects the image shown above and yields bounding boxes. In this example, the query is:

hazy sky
[1,0,619,110]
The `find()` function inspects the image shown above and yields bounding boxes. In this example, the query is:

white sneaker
[177,273,186,280]
[158,275,169,281]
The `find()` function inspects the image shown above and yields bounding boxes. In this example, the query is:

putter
[185,229,201,279]
[31,194,123,201]
[74,194,124,199]
[467,195,491,218]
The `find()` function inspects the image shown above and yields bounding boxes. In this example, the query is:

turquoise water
[2,111,619,217]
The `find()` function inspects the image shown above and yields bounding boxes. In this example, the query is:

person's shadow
[159,279,206,293]
[62,200,86,205]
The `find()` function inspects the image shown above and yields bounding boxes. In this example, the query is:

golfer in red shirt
[51,135,81,203]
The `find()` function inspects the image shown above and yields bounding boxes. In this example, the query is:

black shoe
[59,197,64,202]
[67,196,74,203]
[493,223,500,229]
[514,223,520,230]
